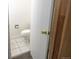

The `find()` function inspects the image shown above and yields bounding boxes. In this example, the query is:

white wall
[9,0,31,38]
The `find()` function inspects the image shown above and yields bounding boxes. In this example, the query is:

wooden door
[48,0,71,59]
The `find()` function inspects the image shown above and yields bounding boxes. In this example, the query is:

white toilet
[21,29,30,42]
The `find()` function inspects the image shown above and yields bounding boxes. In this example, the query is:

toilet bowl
[21,29,30,42]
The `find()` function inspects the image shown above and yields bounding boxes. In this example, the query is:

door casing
[48,0,71,59]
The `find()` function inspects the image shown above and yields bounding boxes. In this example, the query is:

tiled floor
[10,37,31,58]
[12,51,33,59]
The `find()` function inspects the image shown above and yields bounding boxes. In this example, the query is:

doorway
[8,0,54,59]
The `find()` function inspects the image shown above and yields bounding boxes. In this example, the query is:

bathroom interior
[9,0,53,59]
[9,0,32,59]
